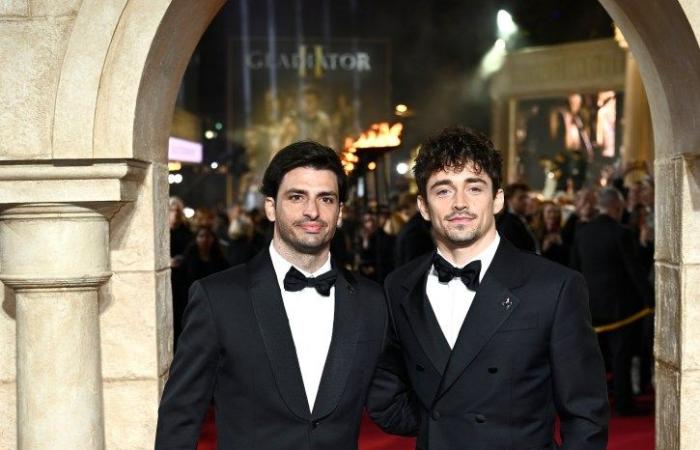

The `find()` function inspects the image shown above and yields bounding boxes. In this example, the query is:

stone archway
[598,1,700,448]
[0,0,698,448]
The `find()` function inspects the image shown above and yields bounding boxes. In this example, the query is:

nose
[303,198,320,219]
[454,188,468,210]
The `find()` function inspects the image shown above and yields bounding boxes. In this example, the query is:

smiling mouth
[299,222,324,233]
[447,215,476,223]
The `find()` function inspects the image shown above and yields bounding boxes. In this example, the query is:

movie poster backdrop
[229,38,391,181]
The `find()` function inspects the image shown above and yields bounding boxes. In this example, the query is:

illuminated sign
[168,137,202,163]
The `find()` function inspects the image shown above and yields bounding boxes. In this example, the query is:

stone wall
[0,1,222,448]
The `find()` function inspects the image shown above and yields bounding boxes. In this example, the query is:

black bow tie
[433,254,482,291]
[283,266,337,296]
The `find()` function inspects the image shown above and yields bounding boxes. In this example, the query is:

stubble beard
[443,222,483,247]
[276,219,333,256]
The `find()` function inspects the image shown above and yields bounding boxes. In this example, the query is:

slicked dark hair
[261,141,347,202]
[413,126,503,197]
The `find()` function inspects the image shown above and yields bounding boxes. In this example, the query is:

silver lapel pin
[501,297,512,311]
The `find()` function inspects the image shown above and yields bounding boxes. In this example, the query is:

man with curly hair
[368,126,609,450]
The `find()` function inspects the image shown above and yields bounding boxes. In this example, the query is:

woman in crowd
[540,200,568,265]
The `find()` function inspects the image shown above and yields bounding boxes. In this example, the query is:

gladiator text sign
[246,46,372,77]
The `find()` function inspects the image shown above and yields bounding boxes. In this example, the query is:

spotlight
[204,130,216,139]
[183,207,195,219]
[396,162,409,175]
[367,162,377,171]
[210,162,219,170]
[497,10,517,39]
[495,38,506,52]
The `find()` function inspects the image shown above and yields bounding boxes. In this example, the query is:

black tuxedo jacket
[570,214,653,325]
[155,250,386,449]
[368,238,609,450]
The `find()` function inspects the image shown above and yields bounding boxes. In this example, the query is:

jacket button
[475,414,486,424]
[431,411,441,420]
[416,364,425,372]
[488,367,498,374]
[312,420,320,428]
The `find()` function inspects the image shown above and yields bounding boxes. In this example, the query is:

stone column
[655,153,700,450]
[0,203,117,449]
[0,160,147,449]
[622,52,654,184]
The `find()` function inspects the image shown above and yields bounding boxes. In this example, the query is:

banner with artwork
[229,38,391,179]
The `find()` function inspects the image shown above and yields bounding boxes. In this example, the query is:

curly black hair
[261,140,347,202]
[413,126,503,197]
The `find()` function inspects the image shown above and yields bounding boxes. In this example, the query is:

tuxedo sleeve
[550,272,609,450]
[155,281,220,449]
[366,285,420,436]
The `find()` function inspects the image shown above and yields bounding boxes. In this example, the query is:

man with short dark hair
[570,187,653,415]
[496,182,539,253]
[156,141,386,449]
[368,126,609,450]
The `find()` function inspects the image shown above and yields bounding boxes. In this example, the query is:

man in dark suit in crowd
[570,187,653,415]
[394,211,434,267]
[369,127,609,450]
[156,141,386,449]
[496,182,539,253]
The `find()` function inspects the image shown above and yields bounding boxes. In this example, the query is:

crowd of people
[169,163,655,415]
[495,175,655,414]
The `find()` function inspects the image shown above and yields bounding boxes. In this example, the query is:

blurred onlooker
[561,187,597,249]
[622,181,643,226]
[169,196,193,268]
[526,193,545,242]
[330,203,356,270]
[356,210,396,282]
[172,226,229,351]
[225,203,265,267]
[540,201,568,265]
[394,207,434,267]
[496,182,539,253]
[570,187,653,415]
[192,207,217,231]
[383,193,416,236]
[357,212,378,277]
[169,196,193,351]
[182,227,230,286]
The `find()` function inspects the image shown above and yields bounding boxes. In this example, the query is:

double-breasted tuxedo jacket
[155,250,386,450]
[368,238,609,450]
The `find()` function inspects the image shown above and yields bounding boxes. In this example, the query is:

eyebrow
[283,188,338,198]
[428,177,487,190]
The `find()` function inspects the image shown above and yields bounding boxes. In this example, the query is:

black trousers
[598,326,634,412]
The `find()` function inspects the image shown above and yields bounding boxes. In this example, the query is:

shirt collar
[269,241,333,289]
[435,233,500,282]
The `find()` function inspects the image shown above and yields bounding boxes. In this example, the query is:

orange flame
[341,122,403,173]
[352,122,403,149]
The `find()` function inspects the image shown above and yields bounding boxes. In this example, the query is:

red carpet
[197,401,654,450]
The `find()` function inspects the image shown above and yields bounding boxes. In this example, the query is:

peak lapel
[248,251,311,420]
[311,268,360,420]
[436,278,519,400]
[435,239,525,400]
[399,254,451,375]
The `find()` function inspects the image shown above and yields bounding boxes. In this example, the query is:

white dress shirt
[426,234,501,348]
[269,242,335,411]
